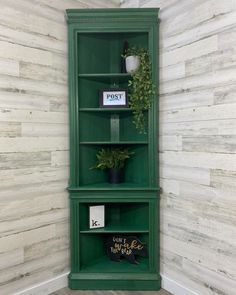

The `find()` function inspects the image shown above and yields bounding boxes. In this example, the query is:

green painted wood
[69,272,161,291]
[110,114,120,142]
[79,141,148,145]
[66,8,160,291]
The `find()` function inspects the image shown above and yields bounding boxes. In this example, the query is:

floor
[50,288,172,295]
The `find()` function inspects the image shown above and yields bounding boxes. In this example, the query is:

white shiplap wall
[121,1,236,295]
[0,1,118,295]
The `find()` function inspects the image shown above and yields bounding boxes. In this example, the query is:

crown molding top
[65,8,159,24]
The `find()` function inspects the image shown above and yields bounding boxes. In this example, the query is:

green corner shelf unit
[66,8,160,291]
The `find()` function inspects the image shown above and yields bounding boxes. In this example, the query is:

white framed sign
[89,205,105,229]
[100,88,128,108]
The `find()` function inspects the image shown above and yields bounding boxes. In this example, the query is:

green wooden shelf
[66,7,160,291]
[79,108,132,112]
[80,225,149,234]
[68,182,159,191]
[78,73,131,82]
[80,255,149,273]
[79,141,148,145]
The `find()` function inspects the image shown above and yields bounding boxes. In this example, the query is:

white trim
[12,271,199,295]
[13,272,69,295]
[161,274,199,295]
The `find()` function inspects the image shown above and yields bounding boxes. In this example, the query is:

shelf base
[68,272,161,291]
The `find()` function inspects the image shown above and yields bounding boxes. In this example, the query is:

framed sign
[100,88,128,108]
[89,205,105,229]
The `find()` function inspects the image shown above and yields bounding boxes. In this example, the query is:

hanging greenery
[124,47,155,133]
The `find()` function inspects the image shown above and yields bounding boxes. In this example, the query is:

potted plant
[91,148,134,184]
[124,47,140,73]
[123,47,155,133]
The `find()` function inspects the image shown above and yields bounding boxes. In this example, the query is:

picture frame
[99,88,128,108]
[89,205,105,229]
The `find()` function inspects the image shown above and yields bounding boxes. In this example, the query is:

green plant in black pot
[91,148,134,184]
[123,47,155,133]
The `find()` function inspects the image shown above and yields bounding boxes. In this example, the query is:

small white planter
[125,55,140,73]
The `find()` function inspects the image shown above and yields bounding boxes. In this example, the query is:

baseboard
[13,272,198,295]
[161,274,199,295]
[13,272,69,295]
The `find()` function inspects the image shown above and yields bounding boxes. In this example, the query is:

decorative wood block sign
[106,235,148,264]
[89,205,105,229]
[100,88,128,108]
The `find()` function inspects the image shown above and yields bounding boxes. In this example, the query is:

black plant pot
[108,168,123,184]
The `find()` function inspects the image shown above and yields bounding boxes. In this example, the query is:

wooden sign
[106,235,148,264]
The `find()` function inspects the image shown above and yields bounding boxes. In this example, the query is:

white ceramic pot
[125,55,140,73]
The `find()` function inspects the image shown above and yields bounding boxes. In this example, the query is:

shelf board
[78,73,131,82]
[79,141,148,145]
[80,225,149,234]
[80,255,149,273]
[68,183,160,192]
[79,108,132,112]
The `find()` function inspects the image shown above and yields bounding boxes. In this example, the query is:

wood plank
[0,151,51,169]
[161,36,218,67]
[0,249,24,271]
[211,169,236,189]
[160,178,180,196]
[0,193,68,220]
[24,235,69,262]
[50,98,68,112]
[218,27,236,51]
[162,0,236,37]
[159,135,182,151]
[160,151,236,171]
[159,89,214,111]
[0,24,66,54]
[0,91,50,111]
[0,224,56,252]
[0,122,20,137]
[163,10,236,50]
[0,40,53,66]
[0,250,69,293]
[161,233,236,282]
[0,167,68,191]
[0,180,68,199]
[160,103,236,123]
[182,135,236,153]
[162,247,236,295]
[214,83,236,105]
[160,62,185,82]
[0,0,65,23]
[185,48,236,77]
[21,123,68,137]
[51,151,69,167]
[20,62,67,84]
[161,67,236,95]
[160,119,236,136]
[0,57,19,76]
[0,137,68,152]
[0,109,67,124]
[0,74,67,97]
[0,209,68,237]
[160,164,210,185]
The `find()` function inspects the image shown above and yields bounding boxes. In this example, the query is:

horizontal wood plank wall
[121,1,236,294]
[0,1,118,294]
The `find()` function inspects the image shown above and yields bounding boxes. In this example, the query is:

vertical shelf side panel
[68,26,80,187]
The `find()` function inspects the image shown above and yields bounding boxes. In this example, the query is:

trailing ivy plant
[124,47,155,133]
[90,148,134,170]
